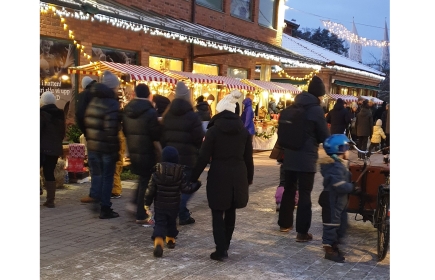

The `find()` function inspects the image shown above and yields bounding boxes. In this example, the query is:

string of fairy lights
[321,20,390,47]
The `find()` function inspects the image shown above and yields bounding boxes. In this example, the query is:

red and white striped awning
[205,75,255,91]
[164,71,223,84]
[327,94,358,103]
[359,95,384,105]
[270,82,302,94]
[68,61,178,84]
[241,79,287,94]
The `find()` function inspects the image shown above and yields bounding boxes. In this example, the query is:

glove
[352,181,361,194]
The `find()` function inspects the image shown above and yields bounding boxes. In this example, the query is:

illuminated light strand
[325,65,385,81]
[322,20,390,48]
[39,1,320,68]
[277,69,320,83]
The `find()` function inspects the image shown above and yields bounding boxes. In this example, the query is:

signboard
[40,37,76,122]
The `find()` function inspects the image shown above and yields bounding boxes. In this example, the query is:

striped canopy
[164,70,223,84]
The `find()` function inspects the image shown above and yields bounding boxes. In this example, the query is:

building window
[227,67,247,79]
[92,46,137,65]
[231,0,252,21]
[149,56,183,71]
[193,63,219,75]
[197,0,223,11]
[258,0,277,28]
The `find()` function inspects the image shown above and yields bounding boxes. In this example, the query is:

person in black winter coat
[355,100,373,160]
[190,93,254,261]
[161,81,205,225]
[75,76,97,137]
[195,95,212,121]
[279,76,330,242]
[152,94,171,118]
[374,101,387,122]
[40,91,66,208]
[326,98,351,135]
[144,146,201,258]
[83,70,121,219]
[123,84,163,224]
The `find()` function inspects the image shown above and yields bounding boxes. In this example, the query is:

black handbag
[269,141,284,161]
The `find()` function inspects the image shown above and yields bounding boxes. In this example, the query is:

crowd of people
[40,71,389,263]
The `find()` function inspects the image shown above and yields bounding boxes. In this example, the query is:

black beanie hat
[162,146,179,164]
[308,76,326,97]
[135,84,150,98]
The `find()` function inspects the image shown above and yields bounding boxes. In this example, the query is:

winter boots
[323,245,345,263]
[154,237,164,257]
[43,181,56,208]
[166,237,176,249]
[99,206,120,219]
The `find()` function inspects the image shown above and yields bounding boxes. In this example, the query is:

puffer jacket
[283,91,330,173]
[75,80,97,137]
[84,83,120,154]
[318,157,354,226]
[122,98,162,176]
[40,104,65,156]
[326,101,351,134]
[144,162,197,210]
[161,98,204,167]
[371,120,387,144]
[240,97,255,135]
[355,107,373,137]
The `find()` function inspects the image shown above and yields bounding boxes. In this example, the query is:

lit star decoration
[322,20,390,48]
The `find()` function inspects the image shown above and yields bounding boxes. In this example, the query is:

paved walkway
[40,149,390,279]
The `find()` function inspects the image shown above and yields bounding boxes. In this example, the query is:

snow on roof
[281,34,384,76]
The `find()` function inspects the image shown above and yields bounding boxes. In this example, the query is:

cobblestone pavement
[40,149,390,279]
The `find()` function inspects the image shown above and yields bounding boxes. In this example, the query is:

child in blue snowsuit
[318,134,359,263]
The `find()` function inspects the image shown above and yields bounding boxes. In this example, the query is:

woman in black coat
[190,94,254,261]
[40,91,65,208]
[195,95,212,121]
[355,100,373,160]
[325,98,351,135]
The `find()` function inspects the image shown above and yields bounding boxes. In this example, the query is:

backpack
[277,103,315,150]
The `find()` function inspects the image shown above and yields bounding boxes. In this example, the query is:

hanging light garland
[322,20,390,48]
[277,69,320,83]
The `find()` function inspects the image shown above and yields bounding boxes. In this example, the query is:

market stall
[359,95,384,105]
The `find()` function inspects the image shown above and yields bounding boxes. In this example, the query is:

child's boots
[323,245,345,263]
[166,237,176,249]
[153,237,164,257]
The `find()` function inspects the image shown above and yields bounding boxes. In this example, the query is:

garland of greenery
[255,125,277,140]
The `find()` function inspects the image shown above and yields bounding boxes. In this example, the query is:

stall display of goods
[67,144,85,172]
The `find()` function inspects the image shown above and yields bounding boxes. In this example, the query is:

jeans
[278,170,315,234]
[211,206,236,254]
[133,172,152,220]
[152,208,179,239]
[179,166,193,221]
[87,151,118,208]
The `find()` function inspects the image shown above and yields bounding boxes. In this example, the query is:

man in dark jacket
[161,81,205,225]
[75,76,97,137]
[190,94,254,261]
[152,94,171,118]
[325,98,351,135]
[83,70,121,219]
[195,95,212,121]
[278,76,330,242]
[355,100,374,160]
[122,84,163,224]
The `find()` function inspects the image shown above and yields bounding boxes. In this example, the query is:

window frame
[258,0,278,29]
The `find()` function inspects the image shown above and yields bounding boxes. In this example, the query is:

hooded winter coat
[84,83,120,154]
[318,156,355,226]
[122,98,162,176]
[144,162,198,210]
[161,98,205,167]
[374,101,387,122]
[40,104,65,156]
[283,91,330,173]
[371,119,387,144]
[326,100,351,134]
[355,106,373,137]
[191,110,254,210]
[195,101,212,121]
[240,97,255,135]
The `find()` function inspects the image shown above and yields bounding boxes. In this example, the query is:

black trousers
[357,136,369,159]
[278,170,315,234]
[211,206,236,254]
[133,172,152,220]
[40,153,58,181]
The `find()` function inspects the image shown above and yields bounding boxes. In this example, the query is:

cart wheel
[377,191,390,261]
